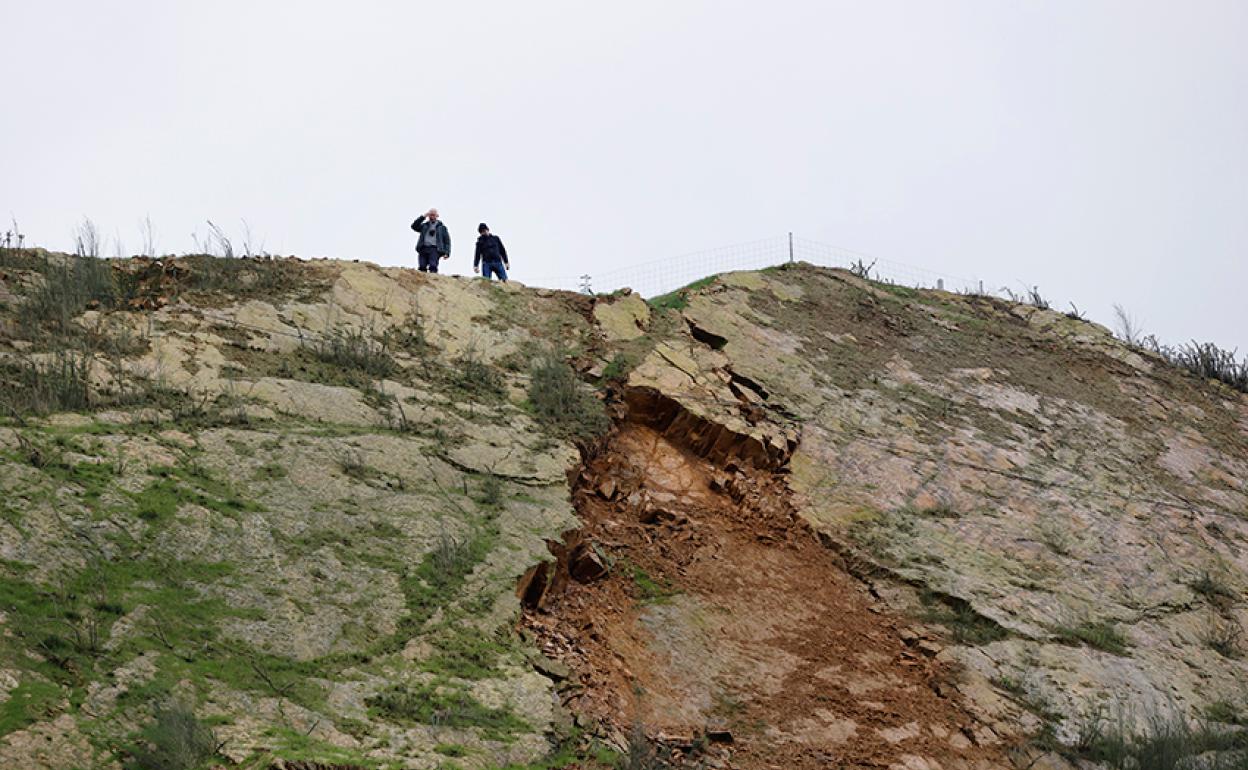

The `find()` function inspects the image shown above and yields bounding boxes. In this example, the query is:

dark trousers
[418,246,441,273]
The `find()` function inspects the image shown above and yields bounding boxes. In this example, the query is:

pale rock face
[0,260,596,767]
[1,258,1245,768]
[0,715,105,770]
[620,265,1248,737]
[594,292,650,342]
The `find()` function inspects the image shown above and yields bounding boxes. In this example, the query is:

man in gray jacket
[410,208,451,273]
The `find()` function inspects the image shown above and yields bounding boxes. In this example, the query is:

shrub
[0,351,92,417]
[452,347,506,400]
[918,591,1008,645]
[1138,338,1248,394]
[333,445,378,481]
[619,722,667,770]
[476,473,503,509]
[1001,285,1050,310]
[1191,571,1238,612]
[366,681,527,737]
[425,533,478,587]
[20,255,120,338]
[1051,620,1130,656]
[1070,708,1245,770]
[528,355,609,441]
[178,254,310,299]
[128,702,219,770]
[310,327,397,379]
[1169,341,1248,393]
[601,351,640,383]
[1202,616,1244,659]
[1206,700,1246,726]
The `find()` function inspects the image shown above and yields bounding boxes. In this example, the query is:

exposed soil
[522,393,1010,770]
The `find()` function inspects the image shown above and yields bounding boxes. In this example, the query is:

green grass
[1206,700,1247,726]
[131,464,262,524]
[261,725,385,768]
[0,679,63,737]
[132,478,183,522]
[367,680,529,740]
[918,591,1008,645]
[1069,710,1247,770]
[421,621,515,680]
[484,735,616,770]
[647,275,718,311]
[334,518,504,672]
[0,552,288,734]
[14,446,122,512]
[1051,620,1131,656]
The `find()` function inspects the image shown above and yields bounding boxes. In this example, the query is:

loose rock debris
[521,393,1011,770]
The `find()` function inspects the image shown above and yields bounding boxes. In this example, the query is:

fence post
[788,232,794,263]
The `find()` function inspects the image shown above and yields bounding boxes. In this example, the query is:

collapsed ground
[0,249,1245,770]
[524,403,1008,770]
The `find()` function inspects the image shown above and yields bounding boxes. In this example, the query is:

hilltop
[0,250,1245,770]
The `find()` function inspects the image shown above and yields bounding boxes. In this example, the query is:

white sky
[3,1,1245,351]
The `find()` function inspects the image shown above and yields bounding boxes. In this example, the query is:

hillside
[0,251,1245,770]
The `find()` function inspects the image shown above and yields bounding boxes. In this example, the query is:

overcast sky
[3,1,1245,351]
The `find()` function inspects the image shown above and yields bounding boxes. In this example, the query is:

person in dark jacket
[474,223,509,282]
[410,208,451,273]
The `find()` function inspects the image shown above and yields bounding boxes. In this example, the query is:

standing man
[410,208,451,273]
[474,223,510,282]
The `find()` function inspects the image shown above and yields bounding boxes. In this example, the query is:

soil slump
[523,398,1008,770]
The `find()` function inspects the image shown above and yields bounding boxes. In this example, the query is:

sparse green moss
[630,565,677,605]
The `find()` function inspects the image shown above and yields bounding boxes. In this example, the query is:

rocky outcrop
[615,265,1248,744]
[0,256,1244,769]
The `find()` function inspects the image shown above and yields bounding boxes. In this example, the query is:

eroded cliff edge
[0,254,1244,769]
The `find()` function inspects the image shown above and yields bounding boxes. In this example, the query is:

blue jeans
[481,260,507,281]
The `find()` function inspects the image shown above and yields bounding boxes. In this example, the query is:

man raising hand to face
[411,208,451,273]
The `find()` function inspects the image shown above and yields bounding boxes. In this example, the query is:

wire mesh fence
[528,233,993,298]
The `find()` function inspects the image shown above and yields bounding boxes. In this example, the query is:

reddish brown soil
[523,414,1009,770]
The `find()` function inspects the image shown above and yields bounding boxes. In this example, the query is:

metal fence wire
[528,233,991,298]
